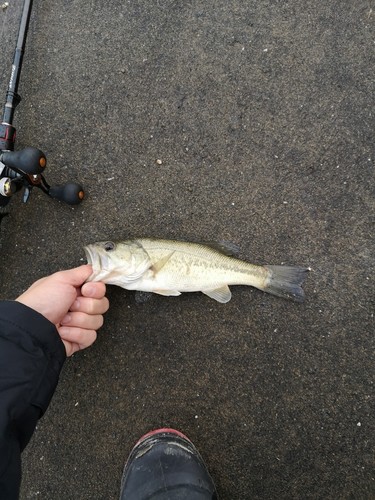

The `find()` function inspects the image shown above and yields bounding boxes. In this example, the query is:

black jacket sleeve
[0,301,66,499]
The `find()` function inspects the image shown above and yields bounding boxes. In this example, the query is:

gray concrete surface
[0,0,374,498]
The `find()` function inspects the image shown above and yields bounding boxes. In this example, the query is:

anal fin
[153,289,181,297]
[202,285,232,303]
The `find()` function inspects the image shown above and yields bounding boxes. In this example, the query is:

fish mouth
[84,245,102,280]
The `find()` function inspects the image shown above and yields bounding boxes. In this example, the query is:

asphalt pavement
[0,1,374,498]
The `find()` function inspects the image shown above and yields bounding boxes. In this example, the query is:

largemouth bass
[84,238,308,303]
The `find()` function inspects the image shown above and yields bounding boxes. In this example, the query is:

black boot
[120,428,218,499]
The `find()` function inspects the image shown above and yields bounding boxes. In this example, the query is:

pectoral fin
[151,252,175,274]
[202,285,232,303]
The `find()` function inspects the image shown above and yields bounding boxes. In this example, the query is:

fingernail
[73,299,80,309]
[62,314,71,325]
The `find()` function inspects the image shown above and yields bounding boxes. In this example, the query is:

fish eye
[104,241,115,252]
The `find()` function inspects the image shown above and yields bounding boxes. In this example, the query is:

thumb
[55,265,93,287]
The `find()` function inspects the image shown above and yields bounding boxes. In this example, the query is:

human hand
[16,265,109,356]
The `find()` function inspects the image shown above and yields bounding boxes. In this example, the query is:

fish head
[84,240,151,285]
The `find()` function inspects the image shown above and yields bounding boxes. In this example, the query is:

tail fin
[263,266,308,302]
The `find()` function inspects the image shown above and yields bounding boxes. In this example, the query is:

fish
[84,238,308,303]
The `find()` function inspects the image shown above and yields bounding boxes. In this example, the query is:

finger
[58,327,97,351]
[61,340,79,357]
[70,296,109,315]
[61,311,104,331]
[81,281,106,299]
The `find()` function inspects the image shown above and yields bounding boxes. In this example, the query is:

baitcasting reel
[0,0,84,215]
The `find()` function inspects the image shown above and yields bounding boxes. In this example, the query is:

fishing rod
[0,0,84,220]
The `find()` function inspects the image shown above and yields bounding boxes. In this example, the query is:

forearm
[0,301,66,498]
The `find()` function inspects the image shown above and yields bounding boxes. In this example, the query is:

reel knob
[48,182,85,205]
[1,146,46,175]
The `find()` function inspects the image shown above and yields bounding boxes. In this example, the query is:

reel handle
[1,146,46,175]
[48,182,85,205]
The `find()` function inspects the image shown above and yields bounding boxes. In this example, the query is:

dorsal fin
[201,241,240,257]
